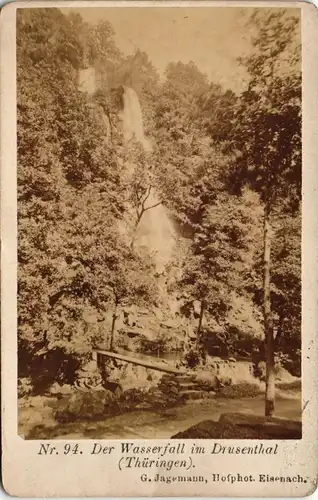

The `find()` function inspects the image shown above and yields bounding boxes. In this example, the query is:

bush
[279,351,301,378]
[18,377,33,398]
[200,327,262,359]
[217,382,262,399]
[120,388,145,404]
[253,350,301,380]
[182,348,205,369]
[21,347,82,395]
[276,380,301,391]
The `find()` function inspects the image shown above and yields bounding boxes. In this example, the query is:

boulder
[218,413,302,439]
[194,372,218,391]
[171,412,301,439]
[54,390,117,423]
[171,420,260,439]
[49,383,73,395]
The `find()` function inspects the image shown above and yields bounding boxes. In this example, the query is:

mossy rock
[54,390,117,423]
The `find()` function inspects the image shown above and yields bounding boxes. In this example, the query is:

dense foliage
[17,8,301,404]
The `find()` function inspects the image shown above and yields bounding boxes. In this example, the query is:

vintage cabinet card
[1,0,318,497]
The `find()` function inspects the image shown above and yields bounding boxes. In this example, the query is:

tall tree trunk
[196,301,205,350]
[263,201,275,417]
[109,300,119,352]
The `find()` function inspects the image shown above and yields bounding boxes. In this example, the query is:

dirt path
[76,394,301,440]
[21,392,301,440]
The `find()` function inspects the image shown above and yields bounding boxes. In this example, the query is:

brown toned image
[17,5,302,441]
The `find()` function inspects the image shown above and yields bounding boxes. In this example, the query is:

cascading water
[120,87,152,152]
[120,86,176,274]
[78,70,176,275]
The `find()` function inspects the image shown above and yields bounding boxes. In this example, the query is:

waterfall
[121,87,152,152]
[135,188,176,273]
[121,86,176,273]
[77,71,176,274]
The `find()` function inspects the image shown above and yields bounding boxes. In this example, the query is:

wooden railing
[92,348,186,375]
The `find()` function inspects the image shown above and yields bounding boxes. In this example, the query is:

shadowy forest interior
[17,7,302,439]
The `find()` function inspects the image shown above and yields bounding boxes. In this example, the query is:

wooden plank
[93,349,185,375]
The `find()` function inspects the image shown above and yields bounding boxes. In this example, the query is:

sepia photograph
[17,5,302,441]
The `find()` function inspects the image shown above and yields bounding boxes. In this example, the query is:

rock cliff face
[78,70,190,353]
[98,305,187,355]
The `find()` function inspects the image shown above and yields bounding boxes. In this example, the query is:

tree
[151,60,263,350]
[271,211,301,375]
[164,61,209,98]
[124,142,161,248]
[61,190,158,352]
[18,7,301,406]
[151,62,207,149]
[17,8,87,386]
[17,9,160,387]
[204,9,301,415]
[176,186,263,346]
[84,18,124,89]
[16,10,125,381]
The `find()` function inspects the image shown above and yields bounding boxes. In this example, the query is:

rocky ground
[19,378,301,440]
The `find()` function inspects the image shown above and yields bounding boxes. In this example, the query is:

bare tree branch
[141,185,152,209]
[143,201,161,212]
[130,185,162,250]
